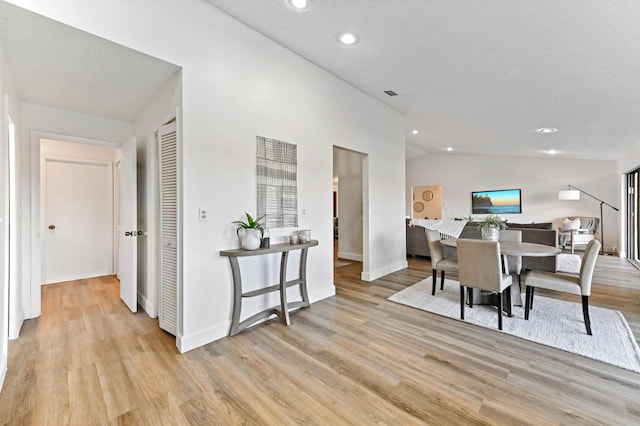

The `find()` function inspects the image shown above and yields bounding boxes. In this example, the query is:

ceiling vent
[384,90,398,96]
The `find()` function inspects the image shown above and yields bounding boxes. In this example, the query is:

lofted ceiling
[0,1,180,123]
[205,0,640,161]
[2,1,639,160]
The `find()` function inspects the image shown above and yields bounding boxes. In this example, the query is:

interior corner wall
[133,71,182,318]
[8,0,407,351]
[0,37,10,384]
[1,39,22,347]
[406,153,620,252]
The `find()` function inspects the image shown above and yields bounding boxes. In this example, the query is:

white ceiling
[0,1,180,123]
[2,1,639,161]
[206,0,640,161]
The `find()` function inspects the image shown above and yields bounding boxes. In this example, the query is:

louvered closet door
[158,121,178,335]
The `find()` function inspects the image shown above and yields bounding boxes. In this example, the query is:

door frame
[28,131,123,318]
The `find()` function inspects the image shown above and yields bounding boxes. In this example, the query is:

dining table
[440,238,562,311]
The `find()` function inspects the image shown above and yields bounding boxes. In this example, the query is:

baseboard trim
[177,322,230,353]
[337,251,363,262]
[8,307,25,340]
[362,260,408,282]
[0,356,7,392]
[138,292,157,318]
[176,286,337,353]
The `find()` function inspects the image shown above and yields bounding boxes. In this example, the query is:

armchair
[558,217,599,253]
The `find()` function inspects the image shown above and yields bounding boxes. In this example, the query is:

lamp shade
[558,189,580,200]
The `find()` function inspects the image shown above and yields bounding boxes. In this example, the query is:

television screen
[471,189,522,214]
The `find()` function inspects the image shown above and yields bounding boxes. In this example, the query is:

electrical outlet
[199,209,208,221]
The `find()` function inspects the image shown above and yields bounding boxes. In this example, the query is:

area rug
[388,278,640,373]
[556,253,581,274]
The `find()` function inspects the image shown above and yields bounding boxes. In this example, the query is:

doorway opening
[332,146,366,274]
[626,168,639,268]
[28,134,135,319]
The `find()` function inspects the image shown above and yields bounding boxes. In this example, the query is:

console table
[220,239,318,336]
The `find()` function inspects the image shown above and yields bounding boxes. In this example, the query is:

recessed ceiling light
[544,149,559,155]
[339,33,358,45]
[290,0,307,9]
[412,130,419,134]
[536,127,558,133]
[446,147,453,152]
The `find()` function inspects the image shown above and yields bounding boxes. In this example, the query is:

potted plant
[232,213,264,250]
[478,215,507,241]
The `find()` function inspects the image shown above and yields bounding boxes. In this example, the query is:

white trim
[177,322,228,353]
[361,260,408,282]
[0,356,6,392]
[137,290,156,318]
[337,251,363,262]
[176,285,336,353]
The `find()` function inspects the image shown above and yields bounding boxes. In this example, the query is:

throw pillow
[561,218,581,232]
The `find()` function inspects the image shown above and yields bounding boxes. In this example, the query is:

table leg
[298,248,311,307]
[228,257,243,336]
[279,251,291,326]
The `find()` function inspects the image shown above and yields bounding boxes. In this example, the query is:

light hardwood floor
[1,255,639,424]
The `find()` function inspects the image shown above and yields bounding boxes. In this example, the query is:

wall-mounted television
[471,188,522,215]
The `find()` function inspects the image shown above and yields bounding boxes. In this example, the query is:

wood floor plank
[0,253,639,424]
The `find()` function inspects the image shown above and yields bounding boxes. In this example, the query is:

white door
[118,138,137,312]
[158,122,178,335]
[43,159,113,284]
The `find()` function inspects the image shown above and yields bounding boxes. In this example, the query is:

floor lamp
[558,185,619,255]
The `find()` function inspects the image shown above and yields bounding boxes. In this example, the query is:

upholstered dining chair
[499,230,522,286]
[457,239,513,330]
[524,239,600,335]
[425,230,459,296]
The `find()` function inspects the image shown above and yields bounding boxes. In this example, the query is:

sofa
[406,220,558,272]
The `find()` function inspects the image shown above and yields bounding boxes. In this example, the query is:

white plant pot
[481,226,500,241]
[240,228,262,250]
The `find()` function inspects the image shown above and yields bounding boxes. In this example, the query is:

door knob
[125,231,133,236]
[48,225,56,230]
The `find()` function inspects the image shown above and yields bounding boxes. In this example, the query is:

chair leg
[505,286,512,318]
[460,286,465,320]
[582,295,592,335]
[529,286,535,310]
[525,286,532,320]
[432,270,437,295]
[468,288,474,308]
[440,271,445,290]
[497,292,503,330]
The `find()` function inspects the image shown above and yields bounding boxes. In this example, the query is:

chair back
[499,230,522,274]
[457,239,505,292]
[425,229,444,264]
[579,239,601,296]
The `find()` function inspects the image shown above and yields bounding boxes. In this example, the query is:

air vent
[384,90,398,96]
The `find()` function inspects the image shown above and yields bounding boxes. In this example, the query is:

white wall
[10,0,407,351]
[407,153,620,252]
[0,35,10,388]
[1,37,23,393]
[616,144,640,257]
